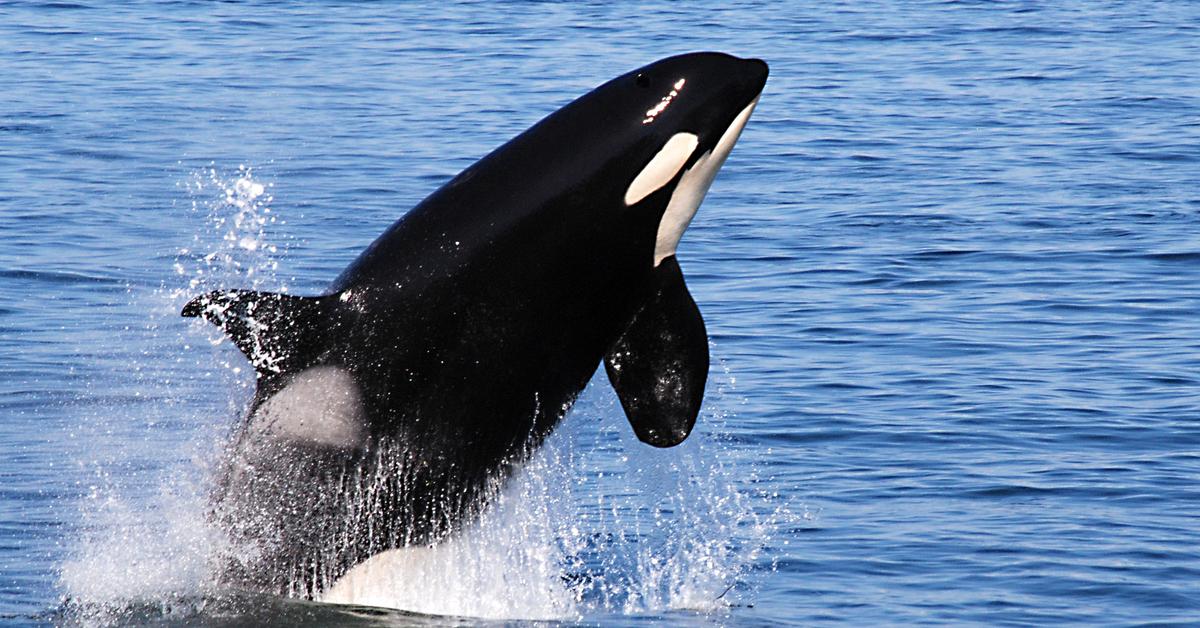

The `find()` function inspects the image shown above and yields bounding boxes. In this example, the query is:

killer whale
[183,52,768,597]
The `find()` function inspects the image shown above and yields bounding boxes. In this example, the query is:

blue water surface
[3,1,1200,625]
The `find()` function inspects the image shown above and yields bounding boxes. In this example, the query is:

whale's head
[566,52,769,267]
[509,53,767,448]
[451,52,768,271]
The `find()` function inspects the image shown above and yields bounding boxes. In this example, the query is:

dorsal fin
[181,289,338,378]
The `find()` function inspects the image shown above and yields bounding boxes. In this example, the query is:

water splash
[171,164,290,394]
[549,372,778,617]
[58,167,786,624]
[58,472,224,610]
[175,164,282,293]
[295,376,778,621]
[58,166,280,624]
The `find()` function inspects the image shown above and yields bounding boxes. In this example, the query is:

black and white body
[183,52,768,597]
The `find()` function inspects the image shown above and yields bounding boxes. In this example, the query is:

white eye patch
[623,132,699,206]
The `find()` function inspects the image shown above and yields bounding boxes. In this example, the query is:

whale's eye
[635,73,651,88]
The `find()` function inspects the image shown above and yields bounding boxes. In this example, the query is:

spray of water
[59,167,784,624]
[59,166,280,624]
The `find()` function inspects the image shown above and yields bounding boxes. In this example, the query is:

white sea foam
[59,473,224,607]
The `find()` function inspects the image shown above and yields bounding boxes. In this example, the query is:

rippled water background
[3,1,1200,625]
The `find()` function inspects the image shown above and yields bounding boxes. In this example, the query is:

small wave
[0,122,50,134]
[36,1,93,9]
[55,147,134,162]
[1141,251,1200,262]
[1112,150,1197,163]
[909,249,983,260]
[0,268,123,287]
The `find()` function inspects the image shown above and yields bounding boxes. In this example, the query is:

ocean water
[3,0,1200,625]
